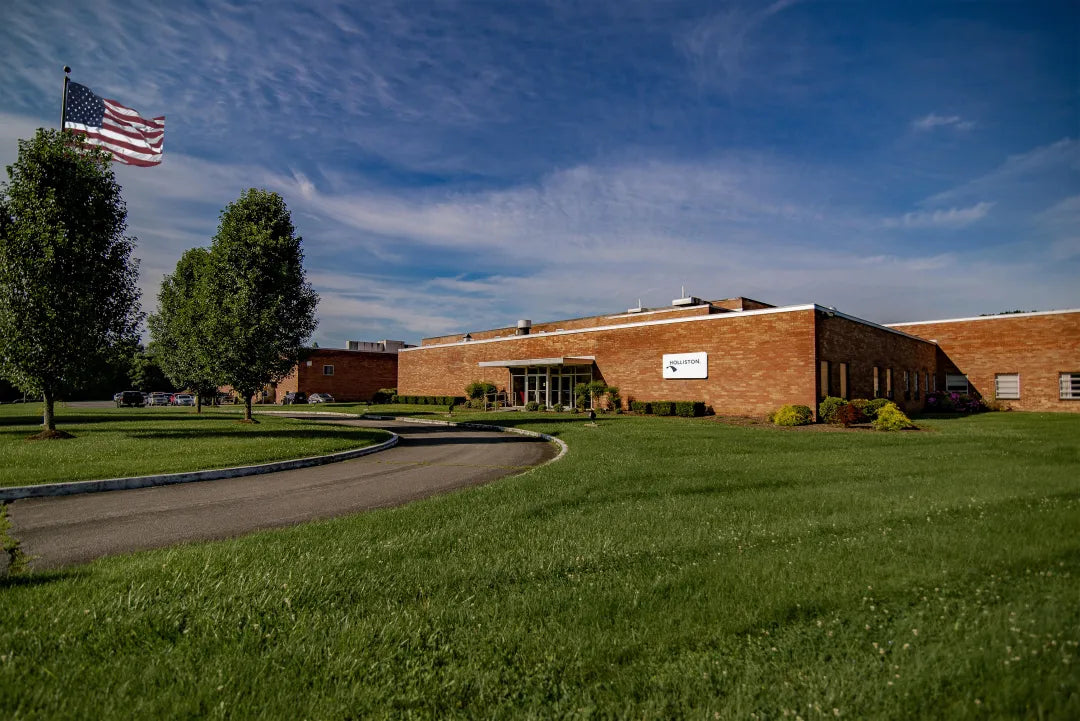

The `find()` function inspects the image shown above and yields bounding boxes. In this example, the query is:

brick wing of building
[399,296,939,417]
[890,310,1080,412]
[397,296,1080,417]
[275,340,408,403]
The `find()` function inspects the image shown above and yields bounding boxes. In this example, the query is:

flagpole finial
[63,65,71,74]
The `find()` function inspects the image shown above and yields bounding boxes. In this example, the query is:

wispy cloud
[883,201,994,229]
[912,113,975,132]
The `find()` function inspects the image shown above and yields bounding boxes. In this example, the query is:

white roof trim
[889,308,1080,327]
[478,356,595,368]
[401,303,936,352]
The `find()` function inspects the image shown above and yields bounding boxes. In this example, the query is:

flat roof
[402,303,932,352]
[888,308,1080,327]
[478,356,596,368]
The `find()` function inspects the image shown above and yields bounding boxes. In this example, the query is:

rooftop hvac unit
[516,319,532,335]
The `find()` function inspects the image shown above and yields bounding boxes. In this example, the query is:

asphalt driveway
[7,418,556,570]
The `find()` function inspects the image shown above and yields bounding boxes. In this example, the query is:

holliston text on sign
[663,352,708,379]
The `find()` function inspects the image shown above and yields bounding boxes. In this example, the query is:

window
[903,370,910,400]
[912,370,920,400]
[819,360,830,399]
[839,363,848,399]
[994,374,1020,400]
[945,374,968,393]
[886,368,893,399]
[873,366,880,398]
[924,371,930,395]
[322,365,334,376]
[1060,373,1080,400]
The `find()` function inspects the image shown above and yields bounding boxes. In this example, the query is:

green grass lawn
[1,411,1078,719]
[0,404,388,487]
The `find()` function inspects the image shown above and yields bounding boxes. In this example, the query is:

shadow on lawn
[0,568,82,590]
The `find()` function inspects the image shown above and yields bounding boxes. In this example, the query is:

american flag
[63,82,165,167]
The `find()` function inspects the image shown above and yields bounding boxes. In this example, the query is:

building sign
[663,352,708,379]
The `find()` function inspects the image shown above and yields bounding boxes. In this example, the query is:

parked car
[146,392,171,407]
[308,393,334,404]
[174,394,195,406]
[115,391,144,407]
[281,392,308,405]
[215,393,235,405]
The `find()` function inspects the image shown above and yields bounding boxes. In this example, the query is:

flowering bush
[924,390,987,413]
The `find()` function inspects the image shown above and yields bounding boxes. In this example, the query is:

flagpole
[60,66,71,131]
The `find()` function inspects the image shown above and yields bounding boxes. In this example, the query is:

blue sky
[2,0,1077,347]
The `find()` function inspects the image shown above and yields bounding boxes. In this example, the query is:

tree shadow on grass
[0,567,83,589]
[121,427,387,441]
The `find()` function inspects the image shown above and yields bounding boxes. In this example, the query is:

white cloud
[912,113,975,132]
[882,202,994,229]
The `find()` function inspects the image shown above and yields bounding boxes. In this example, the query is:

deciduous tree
[148,248,216,411]
[203,189,318,421]
[0,129,141,435]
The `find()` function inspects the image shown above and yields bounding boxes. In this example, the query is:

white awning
[478,356,595,368]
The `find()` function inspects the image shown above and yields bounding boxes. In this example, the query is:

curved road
[7,418,556,570]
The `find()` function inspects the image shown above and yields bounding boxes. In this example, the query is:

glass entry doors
[508,365,593,408]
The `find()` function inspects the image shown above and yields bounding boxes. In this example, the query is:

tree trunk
[245,394,252,421]
[196,393,202,414]
[42,388,56,431]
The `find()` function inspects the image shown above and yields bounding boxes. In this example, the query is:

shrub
[605,386,621,411]
[873,402,916,431]
[772,404,813,426]
[525,401,540,411]
[630,400,650,414]
[925,390,987,414]
[833,403,867,427]
[818,396,849,424]
[465,381,496,400]
[551,404,564,413]
[652,401,675,416]
[574,383,590,409]
[675,401,706,418]
[851,398,890,420]
[372,388,397,404]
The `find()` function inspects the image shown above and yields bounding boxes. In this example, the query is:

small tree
[129,346,173,394]
[202,189,318,421]
[0,129,141,435]
[148,247,218,412]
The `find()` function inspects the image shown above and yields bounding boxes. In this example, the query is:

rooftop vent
[672,296,703,307]
[516,319,532,336]
[627,298,644,313]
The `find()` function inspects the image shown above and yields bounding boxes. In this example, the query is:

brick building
[890,310,1080,412]
[274,340,407,403]
[397,296,947,417]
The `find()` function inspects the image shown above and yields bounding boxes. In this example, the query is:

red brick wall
[275,349,398,403]
[816,314,938,413]
[400,309,820,417]
[890,312,1080,412]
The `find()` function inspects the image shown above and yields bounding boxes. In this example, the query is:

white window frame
[1061,373,1080,400]
[995,373,1020,400]
[945,374,969,393]
[323,364,334,376]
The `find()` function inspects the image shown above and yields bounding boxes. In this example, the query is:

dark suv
[115,391,144,407]
[281,392,308,405]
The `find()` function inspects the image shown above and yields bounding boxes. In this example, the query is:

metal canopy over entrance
[478,357,595,408]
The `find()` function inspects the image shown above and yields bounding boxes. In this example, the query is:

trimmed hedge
[651,401,675,416]
[851,397,891,420]
[675,401,706,418]
[817,396,848,424]
[395,395,464,406]
[629,400,650,414]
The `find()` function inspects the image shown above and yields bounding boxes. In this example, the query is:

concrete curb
[0,431,399,502]
[359,415,569,467]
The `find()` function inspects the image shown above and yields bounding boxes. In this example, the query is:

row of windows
[820,366,1080,402]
